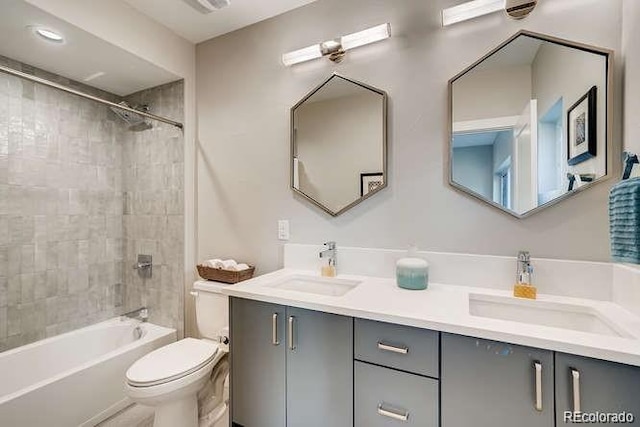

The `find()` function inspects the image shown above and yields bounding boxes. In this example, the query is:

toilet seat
[126,338,219,387]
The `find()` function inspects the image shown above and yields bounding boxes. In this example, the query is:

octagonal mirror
[449,30,612,218]
[291,73,387,216]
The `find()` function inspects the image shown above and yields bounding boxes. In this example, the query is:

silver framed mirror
[291,73,388,216]
[448,30,613,218]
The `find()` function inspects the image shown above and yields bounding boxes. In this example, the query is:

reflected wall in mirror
[291,74,387,216]
[449,30,612,218]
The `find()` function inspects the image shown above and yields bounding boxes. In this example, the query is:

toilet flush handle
[190,290,198,297]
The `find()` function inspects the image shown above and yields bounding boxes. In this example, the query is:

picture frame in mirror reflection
[360,172,384,197]
[567,86,597,166]
[290,73,388,217]
[448,30,613,219]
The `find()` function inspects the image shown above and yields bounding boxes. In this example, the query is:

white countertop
[214,268,640,367]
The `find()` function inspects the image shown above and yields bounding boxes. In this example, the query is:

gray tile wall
[0,57,184,351]
[122,81,185,339]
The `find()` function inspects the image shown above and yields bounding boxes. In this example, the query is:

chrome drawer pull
[377,342,409,355]
[533,361,543,411]
[272,313,279,346]
[571,368,581,413]
[377,403,409,422]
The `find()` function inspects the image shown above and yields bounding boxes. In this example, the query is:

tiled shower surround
[122,82,185,339]
[0,57,184,351]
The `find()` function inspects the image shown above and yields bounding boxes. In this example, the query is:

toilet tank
[193,281,229,340]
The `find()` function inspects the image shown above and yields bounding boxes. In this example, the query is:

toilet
[126,282,229,427]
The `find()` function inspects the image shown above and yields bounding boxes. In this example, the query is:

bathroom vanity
[222,246,640,427]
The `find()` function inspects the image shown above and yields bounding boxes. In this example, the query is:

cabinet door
[441,333,554,427]
[286,307,353,427]
[230,298,286,427]
[555,353,640,425]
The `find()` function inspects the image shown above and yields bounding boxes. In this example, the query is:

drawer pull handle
[377,342,409,355]
[377,404,409,422]
[533,361,543,411]
[571,368,581,413]
[272,313,279,346]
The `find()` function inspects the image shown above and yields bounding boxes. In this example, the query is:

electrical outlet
[278,220,290,240]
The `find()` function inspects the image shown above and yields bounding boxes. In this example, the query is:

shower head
[110,101,153,132]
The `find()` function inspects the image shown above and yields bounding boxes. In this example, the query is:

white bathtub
[0,317,176,427]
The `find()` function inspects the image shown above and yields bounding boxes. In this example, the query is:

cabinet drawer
[355,361,439,427]
[355,318,439,377]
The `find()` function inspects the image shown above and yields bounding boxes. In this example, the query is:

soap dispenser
[513,251,536,299]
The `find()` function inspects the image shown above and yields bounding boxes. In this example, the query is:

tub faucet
[121,307,149,322]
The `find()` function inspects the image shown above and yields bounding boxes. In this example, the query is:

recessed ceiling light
[30,26,64,43]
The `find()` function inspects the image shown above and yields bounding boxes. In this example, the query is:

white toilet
[125,282,229,427]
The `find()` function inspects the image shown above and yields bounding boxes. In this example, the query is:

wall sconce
[441,0,537,27]
[282,23,391,66]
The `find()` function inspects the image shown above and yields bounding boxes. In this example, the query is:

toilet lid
[126,338,219,387]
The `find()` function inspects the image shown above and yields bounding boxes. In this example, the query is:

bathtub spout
[121,307,149,322]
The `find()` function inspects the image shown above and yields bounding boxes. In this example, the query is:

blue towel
[610,177,640,264]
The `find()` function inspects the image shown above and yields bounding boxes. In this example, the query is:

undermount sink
[469,293,632,338]
[264,275,361,297]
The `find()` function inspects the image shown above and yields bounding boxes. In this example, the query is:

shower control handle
[133,262,152,270]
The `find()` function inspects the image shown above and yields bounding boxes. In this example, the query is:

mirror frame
[447,30,614,219]
[290,73,388,216]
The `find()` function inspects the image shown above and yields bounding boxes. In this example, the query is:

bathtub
[0,317,176,427]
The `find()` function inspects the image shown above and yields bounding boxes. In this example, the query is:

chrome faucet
[121,307,149,322]
[319,241,337,268]
[516,251,533,285]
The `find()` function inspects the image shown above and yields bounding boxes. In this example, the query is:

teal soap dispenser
[396,246,429,290]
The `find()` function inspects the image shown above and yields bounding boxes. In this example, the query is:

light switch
[278,220,290,240]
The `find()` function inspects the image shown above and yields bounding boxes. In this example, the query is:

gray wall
[623,0,640,171]
[0,58,184,351]
[122,81,185,339]
[195,0,623,275]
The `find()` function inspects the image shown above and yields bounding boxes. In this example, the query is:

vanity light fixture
[282,23,391,66]
[442,0,537,26]
[30,26,64,43]
[442,0,504,26]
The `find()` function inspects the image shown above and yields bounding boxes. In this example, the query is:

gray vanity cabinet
[230,297,353,427]
[555,353,640,425]
[230,298,286,427]
[441,333,554,427]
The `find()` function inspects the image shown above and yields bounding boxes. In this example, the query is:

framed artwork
[360,173,384,196]
[567,86,597,166]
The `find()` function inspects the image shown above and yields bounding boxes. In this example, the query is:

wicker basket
[196,264,255,284]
